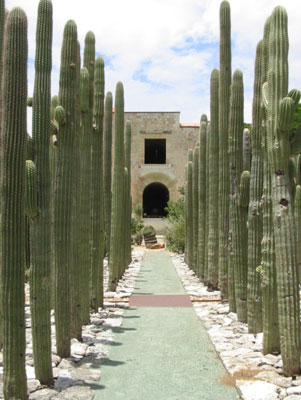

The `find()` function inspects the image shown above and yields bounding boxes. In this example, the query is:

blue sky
[6,0,301,125]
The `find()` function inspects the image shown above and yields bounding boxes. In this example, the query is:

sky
[6,0,301,126]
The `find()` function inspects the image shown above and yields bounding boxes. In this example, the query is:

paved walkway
[94,251,240,400]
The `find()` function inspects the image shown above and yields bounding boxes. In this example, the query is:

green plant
[54,19,78,359]
[207,69,219,289]
[185,161,193,268]
[262,6,300,376]
[198,116,207,279]
[104,92,113,257]
[29,0,53,384]
[228,70,250,321]
[218,0,232,299]
[192,146,199,273]
[2,8,28,398]
[247,40,263,334]
[90,56,105,310]
[108,82,125,291]
[165,189,185,253]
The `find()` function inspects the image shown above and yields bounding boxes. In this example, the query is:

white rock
[287,387,301,395]
[238,379,279,400]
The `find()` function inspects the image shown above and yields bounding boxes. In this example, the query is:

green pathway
[95,251,240,400]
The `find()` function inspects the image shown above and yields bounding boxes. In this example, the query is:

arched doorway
[143,182,169,217]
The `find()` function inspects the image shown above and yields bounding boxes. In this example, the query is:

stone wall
[112,111,200,215]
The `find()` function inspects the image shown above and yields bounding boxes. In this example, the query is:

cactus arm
[25,160,38,219]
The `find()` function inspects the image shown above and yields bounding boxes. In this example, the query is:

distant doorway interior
[143,182,169,217]
[144,139,166,164]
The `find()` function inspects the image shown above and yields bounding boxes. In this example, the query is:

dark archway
[143,182,169,217]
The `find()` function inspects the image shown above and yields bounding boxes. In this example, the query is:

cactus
[70,40,82,339]
[243,128,250,172]
[29,0,53,384]
[263,6,300,376]
[198,116,207,279]
[90,56,105,310]
[218,0,232,299]
[104,92,113,257]
[204,123,210,283]
[54,19,78,358]
[25,160,38,219]
[78,67,91,325]
[1,8,28,398]
[192,146,199,273]
[228,70,249,322]
[125,120,132,266]
[108,82,125,290]
[207,69,219,289]
[295,186,301,281]
[186,161,193,270]
[0,0,5,145]
[247,41,264,333]
[185,148,193,265]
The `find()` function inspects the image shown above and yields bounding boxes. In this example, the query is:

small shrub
[164,187,185,253]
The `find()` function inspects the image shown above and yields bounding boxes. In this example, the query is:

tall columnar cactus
[247,40,264,334]
[125,120,132,266]
[90,56,105,310]
[29,0,53,384]
[108,82,125,290]
[198,115,207,279]
[186,161,193,270]
[0,0,5,144]
[204,123,210,282]
[1,8,28,399]
[54,19,78,359]
[228,70,250,322]
[70,40,82,340]
[260,16,280,355]
[104,92,113,257]
[185,149,193,266]
[192,146,199,273]
[79,67,91,325]
[218,0,232,299]
[207,69,219,289]
[263,6,300,376]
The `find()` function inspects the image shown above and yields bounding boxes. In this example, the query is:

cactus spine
[108,82,125,290]
[192,146,199,273]
[90,56,105,310]
[54,20,78,358]
[218,0,232,298]
[29,0,53,384]
[79,67,91,324]
[207,69,219,289]
[1,8,28,398]
[25,160,38,219]
[264,6,300,375]
[104,92,113,257]
[198,116,207,279]
[247,40,263,333]
[228,70,249,322]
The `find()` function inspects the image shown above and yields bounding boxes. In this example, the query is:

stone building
[123,111,199,232]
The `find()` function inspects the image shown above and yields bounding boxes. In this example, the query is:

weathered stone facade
[122,112,199,215]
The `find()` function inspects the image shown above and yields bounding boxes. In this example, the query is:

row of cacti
[185,1,301,377]
[0,1,133,397]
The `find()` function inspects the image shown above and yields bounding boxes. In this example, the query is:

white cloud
[6,0,301,125]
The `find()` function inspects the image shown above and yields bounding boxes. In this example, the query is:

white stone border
[0,250,144,400]
[171,253,301,400]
